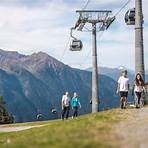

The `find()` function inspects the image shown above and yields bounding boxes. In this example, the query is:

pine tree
[0,96,14,124]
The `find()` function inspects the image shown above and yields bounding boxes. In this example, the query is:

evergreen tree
[0,96,14,124]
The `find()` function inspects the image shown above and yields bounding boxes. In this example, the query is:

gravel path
[115,107,148,148]
[0,124,46,132]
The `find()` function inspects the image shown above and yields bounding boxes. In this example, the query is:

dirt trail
[114,107,148,148]
[0,124,46,132]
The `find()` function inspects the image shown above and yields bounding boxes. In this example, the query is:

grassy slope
[0,109,123,148]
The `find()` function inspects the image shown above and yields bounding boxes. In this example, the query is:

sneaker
[72,116,74,119]
[123,106,126,109]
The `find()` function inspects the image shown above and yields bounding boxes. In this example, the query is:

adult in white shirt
[133,73,146,108]
[117,70,130,109]
[61,91,71,120]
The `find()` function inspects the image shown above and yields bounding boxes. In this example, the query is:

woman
[71,92,81,119]
[133,73,146,108]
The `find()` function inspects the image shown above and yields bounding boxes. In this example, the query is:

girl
[133,73,146,108]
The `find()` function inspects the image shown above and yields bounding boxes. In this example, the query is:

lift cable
[60,0,131,66]
[59,0,91,62]
[114,0,132,17]
[82,0,91,10]
[59,35,71,61]
[78,0,133,67]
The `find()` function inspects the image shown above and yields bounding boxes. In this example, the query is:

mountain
[86,67,148,83]
[87,67,121,81]
[0,49,119,122]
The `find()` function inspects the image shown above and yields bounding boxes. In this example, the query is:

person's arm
[61,96,64,110]
[128,79,130,93]
[71,98,73,109]
[143,85,146,94]
[116,83,120,94]
[116,77,120,94]
[78,100,81,109]
[132,83,135,96]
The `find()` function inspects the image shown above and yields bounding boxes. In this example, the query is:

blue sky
[0,0,147,71]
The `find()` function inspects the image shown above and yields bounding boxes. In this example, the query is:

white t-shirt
[134,81,144,92]
[118,76,129,92]
[62,95,70,107]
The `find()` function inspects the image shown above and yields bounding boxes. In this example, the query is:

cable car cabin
[70,39,83,51]
[125,8,135,25]
[51,108,57,114]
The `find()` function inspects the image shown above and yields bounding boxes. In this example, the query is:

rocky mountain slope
[0,49,119,122]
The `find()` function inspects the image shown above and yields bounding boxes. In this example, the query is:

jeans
[61,106,70,119]
[72,106,78,117]
[134,92,142,106]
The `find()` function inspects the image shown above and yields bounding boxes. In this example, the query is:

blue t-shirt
[71,97,81,107]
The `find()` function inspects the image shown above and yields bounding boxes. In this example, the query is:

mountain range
[86,67,148,83]
[0,49,119,122]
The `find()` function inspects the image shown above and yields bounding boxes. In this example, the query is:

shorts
[120,91,128,97]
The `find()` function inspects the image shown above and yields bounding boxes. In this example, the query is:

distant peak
[0,49,26,59]
[31,51,49,57]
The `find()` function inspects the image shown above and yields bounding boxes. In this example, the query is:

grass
[0,109,124,148]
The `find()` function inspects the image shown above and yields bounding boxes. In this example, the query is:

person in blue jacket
[71,92,81,119]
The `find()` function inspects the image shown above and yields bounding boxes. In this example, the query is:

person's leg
[138,92,142,105]
[123,97,126,109]
[62,107,66,120]
[120,91,124,109]
[134,92,139,108]
[75,107,78,117]
[120,97,124,109]
[66,107,70,119]
[123,92,128,109]
[72,107,76,118]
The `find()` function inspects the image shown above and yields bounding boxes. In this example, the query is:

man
[117,70,130,109]
[61,92,71,120]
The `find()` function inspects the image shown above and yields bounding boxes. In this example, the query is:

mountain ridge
[0,49,119,122]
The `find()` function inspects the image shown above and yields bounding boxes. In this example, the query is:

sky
[0,0,147,71]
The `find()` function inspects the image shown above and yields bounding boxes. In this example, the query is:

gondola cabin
[125,8,135,25]
[51,108,57,114]
[70,39,83,51]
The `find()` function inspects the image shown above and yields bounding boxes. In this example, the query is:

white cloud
[0,0,147,71]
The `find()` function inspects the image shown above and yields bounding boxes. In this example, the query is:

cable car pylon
[125,0,145,79]
[70,10,115,112]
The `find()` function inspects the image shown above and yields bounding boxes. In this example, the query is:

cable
[71,30,105,68]
[59,0,90,61]
[59,0,91,62]
[59,35,71,61]
[114,0,132,17]
[82,0,91,10]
